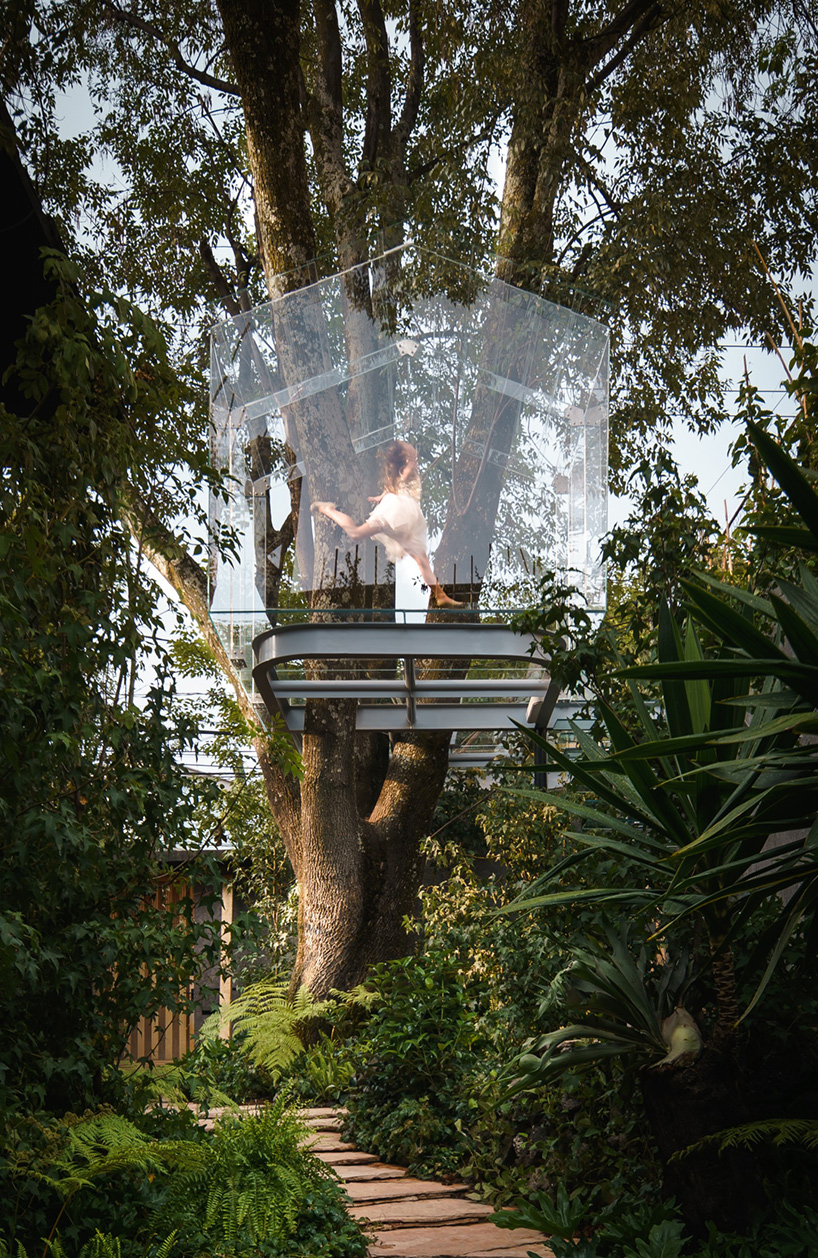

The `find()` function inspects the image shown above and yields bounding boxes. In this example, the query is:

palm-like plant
[499,418,818,1236]
[507,422,818,1037]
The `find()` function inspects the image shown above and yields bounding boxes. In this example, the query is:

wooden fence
[124,876,234,1065]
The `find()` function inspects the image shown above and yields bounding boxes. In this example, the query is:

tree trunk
[640,1047,762,1237]
[157,0,675,998]
[293,717,450,996]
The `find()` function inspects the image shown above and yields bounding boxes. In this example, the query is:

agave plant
[506,923,687,1095]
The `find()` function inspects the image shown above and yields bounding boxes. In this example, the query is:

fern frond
[330,984,381,1010]
[28,1113,208,1201]
[187,1080,242,1113]
[158,1088,333,1249]
[77,1233,122,1258]
[672,1117,818,1160]
[123,1063,189,1110]
[148,1233,177,1258]
[212,980,337,1080]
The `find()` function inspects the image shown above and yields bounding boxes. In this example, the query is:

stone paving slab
[305,1133,356,1151]
[346,1178,466,1203]
[351,1198,493,1228]
[316,1149,378,1165]
[366,1222,553,1257]
[302,1107,552,1258]
[302,1106,348,1118]
[332,1162,407,1181]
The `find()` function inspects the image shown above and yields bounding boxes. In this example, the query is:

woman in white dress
[312,441,462,607]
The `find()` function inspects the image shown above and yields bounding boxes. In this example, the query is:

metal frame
[252,621,560,737]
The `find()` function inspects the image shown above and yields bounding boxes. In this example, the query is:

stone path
[303,1107,554,1258]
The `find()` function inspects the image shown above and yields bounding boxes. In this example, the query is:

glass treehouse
[208,245,608,753]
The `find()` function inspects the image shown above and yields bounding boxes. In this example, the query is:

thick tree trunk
[292,719,450,996]
[640,1047,762,1237]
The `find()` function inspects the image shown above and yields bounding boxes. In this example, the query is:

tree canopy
[3,0,818,995]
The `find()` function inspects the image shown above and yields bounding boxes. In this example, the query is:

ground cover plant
[2,1091,367,1258]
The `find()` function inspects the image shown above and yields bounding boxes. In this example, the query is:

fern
[672,1117,818,1160]
[158,1089,335,1249]
[0,1232,176,1258]
[206,979,338,1080]
[6,1107,207,1257]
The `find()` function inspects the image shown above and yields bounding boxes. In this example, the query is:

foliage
[2,1097,366,1258]
[341,951,485,1177]
[173,1035,277,1105]
[157,1095,367,1258]
[464,1061,661,1209]
[492,1189,818,1258]
[503,573,818,1029]
[1,1105,206,1254]
[491,1186,686,1258]
[673,1117,818,1160]
[0,253,225,1116]
[8,0,818,454]
[404,791,661,1201]
[491,375,818,1236]
[205,979,342,1080]
[0,1232,177,1258]
[288,1034,356,1104]
[504,926,678,1094]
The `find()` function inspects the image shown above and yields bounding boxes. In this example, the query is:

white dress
[366,489,428,563]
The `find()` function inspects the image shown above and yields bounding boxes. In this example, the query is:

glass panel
[208,244,608,668]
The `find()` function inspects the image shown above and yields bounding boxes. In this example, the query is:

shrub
[175,1035,277,1104]
[158,1094,368,1257]
[342,950,485,1177]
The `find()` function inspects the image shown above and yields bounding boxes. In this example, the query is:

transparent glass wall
[209,245,608,670]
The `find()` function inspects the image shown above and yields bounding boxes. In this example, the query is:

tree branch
[308,0,353,217]
[105,3,240,96]
[356,0,392,169]
[200,237,241,315]
[121,484,303,848]
[394,0,424,150]
[583,0,667,92]
[313,0,343,109]
[407,113,502,184]
[551,0,569,46]
[577,151,622,215]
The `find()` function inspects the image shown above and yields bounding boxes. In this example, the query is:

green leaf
[748,421,818,537]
